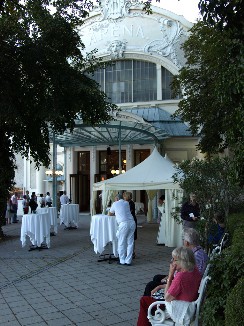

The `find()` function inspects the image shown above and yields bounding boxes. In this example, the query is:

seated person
[137,247,202,326]
[143,228,208,296]
[208,211,225,246]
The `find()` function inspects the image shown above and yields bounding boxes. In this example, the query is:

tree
[0,0,116,237]
[173,157,244,249]
[172,0,244,182]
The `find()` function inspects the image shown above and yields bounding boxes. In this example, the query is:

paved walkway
[0,214,173,326]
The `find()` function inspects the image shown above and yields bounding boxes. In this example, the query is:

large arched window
[92,60,177,103]
[162,67,175,100]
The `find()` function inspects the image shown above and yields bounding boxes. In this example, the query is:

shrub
[201,212,244,325]
[225,277,244,326]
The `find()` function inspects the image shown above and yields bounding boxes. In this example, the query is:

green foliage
[0,134,16,237]
[173,157,244,248]
[201,212,244,325]
[172,0,244,183]
[0,0,116,231]
[225,277,244,326]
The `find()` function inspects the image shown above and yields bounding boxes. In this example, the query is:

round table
[60,204,79,228]
[21,213,51,248]
[90,214,118,257]
[36,207,58,234]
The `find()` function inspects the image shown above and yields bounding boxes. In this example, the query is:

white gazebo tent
[92,148,183,247]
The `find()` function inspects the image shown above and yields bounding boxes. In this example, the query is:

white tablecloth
[157,205,167,244]
[157,205,183,247]
[60,204,79,227]
[90,214,118,256]
[36,207,58,234]
[20,213,51,248]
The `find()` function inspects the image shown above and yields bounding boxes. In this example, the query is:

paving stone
[0,214,172,326]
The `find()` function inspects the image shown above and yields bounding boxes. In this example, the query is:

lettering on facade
[83,4,186,68]
[88,24,145,46]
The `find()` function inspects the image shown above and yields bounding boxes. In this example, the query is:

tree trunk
[0,129,16,239]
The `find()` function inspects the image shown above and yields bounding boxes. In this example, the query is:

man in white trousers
[109,193,136,266]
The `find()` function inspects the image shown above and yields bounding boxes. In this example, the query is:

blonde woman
[137,247,201,326]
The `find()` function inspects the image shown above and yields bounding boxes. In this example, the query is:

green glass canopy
[52,111,169,147]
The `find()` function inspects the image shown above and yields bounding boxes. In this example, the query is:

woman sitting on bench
[137,247,202,326]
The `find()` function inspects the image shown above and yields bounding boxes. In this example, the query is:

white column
[156,64,162,100]
[23,157,28,193]
[36,166,46,195]
[66,147,74,198]
[126,144,133,170]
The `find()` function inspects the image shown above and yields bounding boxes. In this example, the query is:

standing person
[123,191,137,259]
[25,190,30,212]
[157,194,165,223]
[31,192,37,202]
[29,194,38,213]
[60,191,69,205]
[25,190,30,201]
[108,193,136,266]
[39,194,46,208]
[22,195,29,214]
[11,192,18,223]
[137,247,202,326]
[45,192,52,207]
[56,192,61,212]
[181,193,200,230]
[5,195,12,224]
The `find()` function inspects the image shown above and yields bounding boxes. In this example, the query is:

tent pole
[119,121,121,174]
[52,132,57,208]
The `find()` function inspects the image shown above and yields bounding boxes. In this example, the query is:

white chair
[202,263,210,279]
[209,232,229,257]
[219,232,229,251]
[147,276,211,326]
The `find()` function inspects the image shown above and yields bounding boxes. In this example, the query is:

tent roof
[93,147,179,191]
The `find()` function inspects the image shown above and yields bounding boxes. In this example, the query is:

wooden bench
[147,276,210,326]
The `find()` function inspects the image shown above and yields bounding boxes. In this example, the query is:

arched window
[91,60,177,103]
[162,67,176,100]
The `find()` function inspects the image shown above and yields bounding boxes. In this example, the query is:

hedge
[225,277,244,326]
[201,212,244,325]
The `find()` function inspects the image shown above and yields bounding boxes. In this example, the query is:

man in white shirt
[45,192,52,207]
[109,193,136,266]
[60,191,69,205]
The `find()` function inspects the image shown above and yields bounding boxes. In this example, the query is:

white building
[18,1,203,213]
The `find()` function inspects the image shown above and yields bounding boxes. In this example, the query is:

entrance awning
[52,110,169,147]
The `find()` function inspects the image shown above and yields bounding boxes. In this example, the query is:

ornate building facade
[19,1,202,213]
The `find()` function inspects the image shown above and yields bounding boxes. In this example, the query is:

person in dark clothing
[181,193,200,230]
[124,191,137,259]
[29,194,38,213]
[208,211,225,246]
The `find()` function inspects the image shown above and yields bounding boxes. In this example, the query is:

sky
[152,0,200,22]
